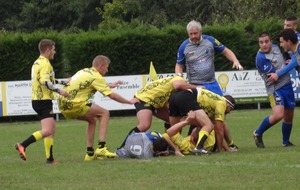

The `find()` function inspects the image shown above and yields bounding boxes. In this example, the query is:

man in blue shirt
[253,32,295,148]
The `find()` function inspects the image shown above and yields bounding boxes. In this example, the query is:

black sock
[47,145,54,161]
[196,134,208,149]
[119,127,140,148]
[87,147,94,156]
[21,135,37,148]
[98,141,106,149]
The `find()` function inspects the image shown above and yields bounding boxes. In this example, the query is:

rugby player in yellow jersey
[168,88,236,154]
[163,111,216,155]
[15,39,68,164]
[118,76,200,148]
[58,55,139,161]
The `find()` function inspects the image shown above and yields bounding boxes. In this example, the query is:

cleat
[229,144,239,151]
[84,154,103,161]
[95,147,117,158]
[190,148,209,155]
[15,143,26,161]
[283,141,295,147]
[46,160,58,165]
[253,131,265,148]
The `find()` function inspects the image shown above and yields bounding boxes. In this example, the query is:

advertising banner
[0,70,299,116]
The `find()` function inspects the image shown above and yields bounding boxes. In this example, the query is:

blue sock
[282,122,292,144]
[255,116,272,135]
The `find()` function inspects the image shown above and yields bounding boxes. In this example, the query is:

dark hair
[285,16,298,22]
[258,32,271,39]
[279,29,298,44]
[224,95,235,109]
[153,138,168,152]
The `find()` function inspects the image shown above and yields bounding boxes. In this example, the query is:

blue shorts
[269,83,295,109]
[194,81,223,96]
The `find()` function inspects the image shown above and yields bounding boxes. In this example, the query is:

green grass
[1,108,300,190]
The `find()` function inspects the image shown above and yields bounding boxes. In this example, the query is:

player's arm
[167,111,196,137]
[108,92,139,104]
[268,54,297,82]
[175,64,184,77]
[213,120,226,152]
[55,78,70,86]
[221,47,243,70]
[41,81,68,97]
[172,80,198,90]
[163,137,184,157]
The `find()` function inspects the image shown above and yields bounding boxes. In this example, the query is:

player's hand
[232,61,243,70]
[108,80,122,88]
[59,89,68,97]
[175,150,184,157]
[267,73,278,83]
[129,97,140,104]
[186,111,196,121]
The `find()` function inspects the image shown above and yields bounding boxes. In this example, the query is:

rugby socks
[196,130,209,149]
[87,147,94,156]
[98,140,106,148]
[118,127,140,149]
[20,131,42,148]
[255,116,272,135]
[227,140,234,146]
[282,122,292,144]
[44,137,54,161]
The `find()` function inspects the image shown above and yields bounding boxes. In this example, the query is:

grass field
[1,108,300,190]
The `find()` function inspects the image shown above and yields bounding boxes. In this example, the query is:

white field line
[144,159,300,168]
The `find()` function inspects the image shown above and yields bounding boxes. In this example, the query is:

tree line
[0,0,299,32]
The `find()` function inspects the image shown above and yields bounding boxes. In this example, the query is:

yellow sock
[227,140,234,146]
[44,137,54,160]
[33,131,43,141]
[196,130,209,147]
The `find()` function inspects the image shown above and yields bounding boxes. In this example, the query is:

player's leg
[253,93,283,148]
[281,84,295,146]
[118,101,154,148]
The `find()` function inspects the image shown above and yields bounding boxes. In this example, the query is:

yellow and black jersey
[197,88,226,122]
[58,67,112,119]
[31,56,56,100]
[135,76,186,108]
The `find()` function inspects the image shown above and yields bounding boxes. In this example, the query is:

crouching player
[116,131,183,159]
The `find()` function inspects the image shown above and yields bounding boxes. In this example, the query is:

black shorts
[32,100,54,120]
[169,89,202,117]
[134,100,155,113]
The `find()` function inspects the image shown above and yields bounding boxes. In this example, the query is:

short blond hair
[92,55,111,67]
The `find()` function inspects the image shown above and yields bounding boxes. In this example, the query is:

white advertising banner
[3,81,36,116]
[2,70,299,116]
[215,70,267,98]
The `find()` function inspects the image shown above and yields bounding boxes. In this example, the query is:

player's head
[92,55,111,75]
[284,16,298,31]
[38,39,56,60]
[187,20,202,44]
[224,95,235,114]
[258,32,273,53]
[152,137,169,157]
[279,29,298,51]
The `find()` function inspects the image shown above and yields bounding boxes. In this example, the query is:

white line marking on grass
[152,160,300,168]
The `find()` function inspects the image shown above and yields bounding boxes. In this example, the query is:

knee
[87,117,97,126]
[137,124,151,132]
